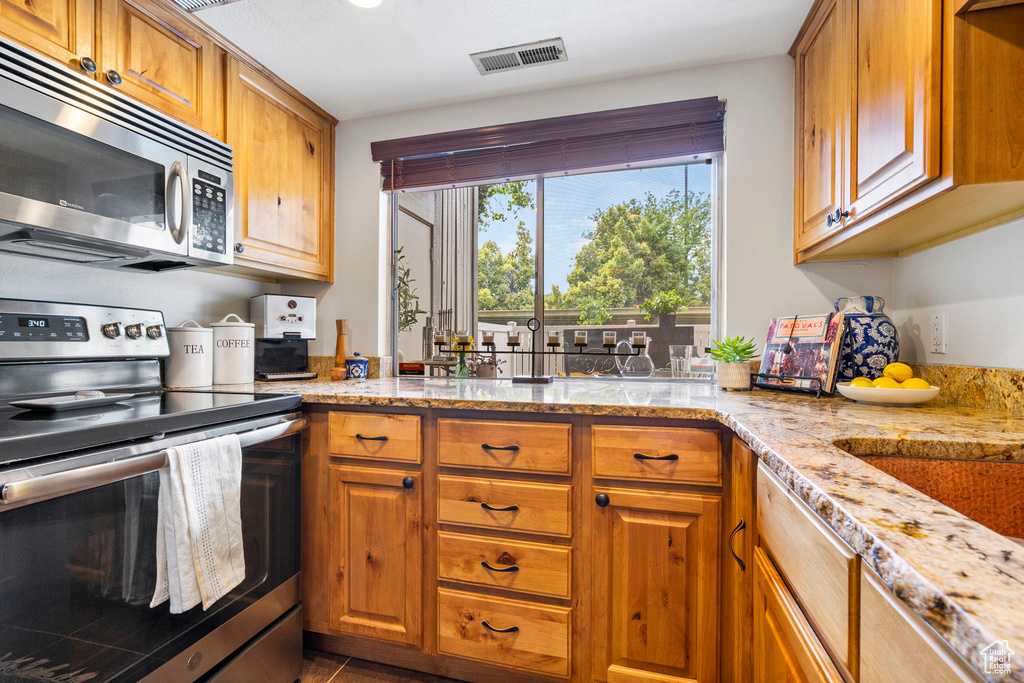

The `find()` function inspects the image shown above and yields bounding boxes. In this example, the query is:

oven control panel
[0,299,168,360]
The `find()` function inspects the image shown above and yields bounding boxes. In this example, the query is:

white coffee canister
[211,313,255,385]
[166,320,213,388]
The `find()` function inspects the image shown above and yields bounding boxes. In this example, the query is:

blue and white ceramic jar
[346,352,368,379]
[835,296,899,380]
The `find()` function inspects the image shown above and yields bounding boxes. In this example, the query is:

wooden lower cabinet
[591,486,721,683]
[327,464,422,646]
[753,546,845,683]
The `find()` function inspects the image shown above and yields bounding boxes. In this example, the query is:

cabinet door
[846,0,941,223]
[0,0,93,71]
[794,0,845,252]
[591,487,720,683]
[753,547,844,683]
[97,0,220,132]
[328,465,421,646]
[229,60,333,281]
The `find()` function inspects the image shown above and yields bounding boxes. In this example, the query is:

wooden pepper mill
[330,319,349,380]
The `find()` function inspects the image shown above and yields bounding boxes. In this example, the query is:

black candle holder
[433,318,644,384]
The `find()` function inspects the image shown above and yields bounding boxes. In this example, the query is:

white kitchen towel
[151,434,246,613]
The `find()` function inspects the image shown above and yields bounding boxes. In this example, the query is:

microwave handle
[0,417,308,506]
[166,161,191,245]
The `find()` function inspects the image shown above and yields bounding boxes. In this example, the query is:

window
[394,160,718,379]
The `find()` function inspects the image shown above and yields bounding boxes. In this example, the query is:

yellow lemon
[849,377,873,387]
[901,378,932,390]
[883,362,914,383]
[872,377,901,389]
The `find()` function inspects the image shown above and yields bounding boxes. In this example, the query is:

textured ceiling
[198,0,810,121]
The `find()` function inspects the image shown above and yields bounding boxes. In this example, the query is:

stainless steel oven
[0,300,304,683]
[0,414,304,683]
[0,36,233,272]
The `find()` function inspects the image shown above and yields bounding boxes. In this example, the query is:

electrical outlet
[930,313,947,354]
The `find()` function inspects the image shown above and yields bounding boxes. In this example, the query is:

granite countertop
[218,377,1024,680]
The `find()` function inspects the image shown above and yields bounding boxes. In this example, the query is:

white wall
[890,217,1024,369]
[309,54,895,358]
[0,254,276,327]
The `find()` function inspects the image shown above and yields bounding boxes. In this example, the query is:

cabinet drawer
[592,425,721,485]
[757,463,858,677]
[860,566,978,683]
[438,418,571,474]
[437,475,571,537]
[438,588,571,677]
[328,412,421,463]
[438,531,571,599]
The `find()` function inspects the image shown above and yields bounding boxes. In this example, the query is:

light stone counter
[204,377,1024,680]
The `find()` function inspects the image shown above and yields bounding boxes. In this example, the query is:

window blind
[372,97,725,192]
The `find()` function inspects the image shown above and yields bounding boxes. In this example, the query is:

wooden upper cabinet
[845,0,941,223]
[328,464,422,646]
[592,487,720,683]
[794,0,1024,261]
[0,0,94,70]
[228,58,335,282]
[97,0,221,134]
[793,0,845,252]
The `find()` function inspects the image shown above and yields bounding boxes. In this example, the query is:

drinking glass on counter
[670,345,715,382]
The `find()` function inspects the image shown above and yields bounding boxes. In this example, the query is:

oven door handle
[0,417,308,506]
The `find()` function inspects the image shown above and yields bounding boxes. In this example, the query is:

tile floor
[301,650,457,682]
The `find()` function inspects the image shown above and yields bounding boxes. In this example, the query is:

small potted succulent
[640,290,688,329]
[709,335,758,391]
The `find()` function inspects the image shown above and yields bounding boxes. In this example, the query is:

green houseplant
[640,290,688,325]
[395,247,426,334]
[709,335,758,390]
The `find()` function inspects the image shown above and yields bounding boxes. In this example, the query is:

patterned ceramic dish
[836,382,940,406]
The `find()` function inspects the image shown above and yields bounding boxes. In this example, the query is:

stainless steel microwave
[0,37,234,272]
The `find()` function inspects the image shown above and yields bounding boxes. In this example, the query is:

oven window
[0,103,166,230]
[0,434,300,682]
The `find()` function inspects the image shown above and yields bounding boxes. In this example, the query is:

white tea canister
[166,320,213,388]
[211,314,255,385]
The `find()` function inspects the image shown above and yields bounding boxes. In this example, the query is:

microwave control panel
[191,178,227,255]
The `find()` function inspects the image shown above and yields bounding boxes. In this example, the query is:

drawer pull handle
[728,518,747,571]
[355,434,388,442]
[634,452,679,461]
[482,443,520,451]
[481,620,520,634]
[480,502,519,512]
[595,492,610,507]
[481,561,520,573]
[402,477,415,490]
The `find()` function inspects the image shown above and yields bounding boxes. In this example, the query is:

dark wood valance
[372,97,725,191]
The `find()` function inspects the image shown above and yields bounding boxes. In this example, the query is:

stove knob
[125,323,144,339]
[146,324,164,340]
[102,322,122,339]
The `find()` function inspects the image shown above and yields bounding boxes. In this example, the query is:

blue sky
[479,164,712,293]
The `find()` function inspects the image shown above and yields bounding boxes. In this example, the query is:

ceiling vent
[171,0,243,11]
[470,38,568,76]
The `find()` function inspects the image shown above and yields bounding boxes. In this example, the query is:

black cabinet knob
[595,492,610,507]
[106,70,122,86]
[402,477,414,490]
[826,208,850,228]
[234,243,244,254]
[80,56,98,73]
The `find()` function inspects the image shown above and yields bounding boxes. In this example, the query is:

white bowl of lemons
[835,363,940,406]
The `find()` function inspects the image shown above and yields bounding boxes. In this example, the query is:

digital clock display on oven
[18,317,49,328]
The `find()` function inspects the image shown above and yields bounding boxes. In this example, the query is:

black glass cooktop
[0,391,301,465]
